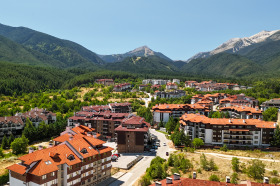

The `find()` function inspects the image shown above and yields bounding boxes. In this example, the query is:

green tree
[220,144,228,152]
[22,117,37,142]
[231,172,239,184]
[8,133,15,147]
[271,125,280,147]
[11,135,29,155]
[140,175,151,186]
[192,138,204,149]
[1,135,9,149]
[263,107,278,121]
[165,116,176,134]
[0,148,4,158]
[247,159,265,180]
[231,157,240,172]
[209,174,220,182]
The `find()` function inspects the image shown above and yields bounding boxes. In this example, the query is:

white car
[163,143,166,146]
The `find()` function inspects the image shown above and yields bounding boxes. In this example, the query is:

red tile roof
[6,164,27,175]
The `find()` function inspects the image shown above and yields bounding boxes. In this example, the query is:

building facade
[154,90,186,99]
[180,113,276,147]
[95,79,114,86]
[7,126,113,186]
[260,98,280,111]
[115,116,150,153]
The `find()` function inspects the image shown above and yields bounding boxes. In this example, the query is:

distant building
[220,105,263,119]
[142,79,168,85]
[166,82,178,90]
[7,126,113,186]
[152,104,211,123]
[0,108,56,141]
[113,83,131,92]
[180,113,276,147]
[219,94,258,107]
[95,79,114,86]
[260,98,280,111]
[172,79,180,84]
[115,116,151,153]
[154,90,186,99]
[139,84,148,90]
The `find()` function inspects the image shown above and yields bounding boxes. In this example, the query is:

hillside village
[1,77,280,186]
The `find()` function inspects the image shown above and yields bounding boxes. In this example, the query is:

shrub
[231,157,240,172]
[271,177,279,185]
[246,159,265,180]
[231,172,239,184]
[271,170,278,176]
[0,170,9,185]
[200,154,218,171]
[209,174,220,182]
[220,144,228,152]
[197,168,202,174]
[140,174,151,186]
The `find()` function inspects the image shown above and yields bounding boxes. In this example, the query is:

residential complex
[166,82,178,90]
[154,90,186,99]
[0,108,56,141]
[95,79,114,86]
[7,125,113,186]
[115,116,151,153]
[180,113,276,147]
[152,104,211,123]
[260,98,280,111]
[113,83,131,92]
[219,105,263,119]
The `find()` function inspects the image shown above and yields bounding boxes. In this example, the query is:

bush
[231,172,239,184]
[200,153,218,171]
[197,168,202,174]
[209,174,220,182]
[220,144,228,152]
[0,170,9,185]
[271,177,279,185]
[140,174,151,186]
[271,170,278,176]
[192,138,204,149]
[246,159,265,180]
[231,157,240,172]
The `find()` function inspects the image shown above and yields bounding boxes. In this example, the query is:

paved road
[141,92,152,108]
[109,129,175,186]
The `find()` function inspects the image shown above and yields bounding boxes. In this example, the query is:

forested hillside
[0,23,103,68]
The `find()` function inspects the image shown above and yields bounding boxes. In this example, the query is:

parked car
[111,155,118,161]
[163,143,166,146]
[112,153,120,157]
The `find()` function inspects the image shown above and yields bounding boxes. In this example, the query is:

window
[69,173,73,178]
[42,175,47,179]
[69,165,73,170]
[88,178,91,182]
[254,141,258,144]
[52,180,56,184]
[103,171,106,175]
[254,136,258,139]
[255,131,259,134]
[98,167,101,171]
[51,172,55,176]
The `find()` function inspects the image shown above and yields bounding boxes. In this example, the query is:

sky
[1,0,280,60]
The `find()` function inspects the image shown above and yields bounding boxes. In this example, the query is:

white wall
[205,129,213,144]
[9,171,26,186]
[163,113,170,123]
[154,112,161,123]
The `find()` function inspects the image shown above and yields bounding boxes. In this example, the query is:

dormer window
[45,160,52,165]
[81,148,88,154]
[68,154,75,161]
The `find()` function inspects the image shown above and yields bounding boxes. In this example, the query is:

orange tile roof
[220,105,262,114]
[6,164,27,175]
[181,113,276,128]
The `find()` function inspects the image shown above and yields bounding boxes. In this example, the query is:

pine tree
[1,135,9,149]
[8,133,15,147]
[271,125,280,147]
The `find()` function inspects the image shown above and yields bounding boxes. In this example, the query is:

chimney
[263,177,269,184]
[228,119,231,123]
[155,181,162,186]
[166,177,172,184]
[87,132,91,137]
[75,123,80,127]
[174,173,180,180]
[38,145,43,150]
[88,124,92,128]
[29,147,34,154]
[92,132,97,138]
[226,176,230,183]
[193,172,197,179]
[69,136,73,141]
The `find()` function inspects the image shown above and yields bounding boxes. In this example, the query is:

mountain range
[0,22,280,79]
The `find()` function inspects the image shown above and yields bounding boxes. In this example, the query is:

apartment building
[152,104,211,123]
[219,94,258,107]
[180,113,276,147]
[95,79,114,86]
[220,105,263,119]
[81,103,131,114]
[68,111,129,140]
[166,82,178,90]
[260,98,280,111]
[0,108,56,141]
[113,83,131,92]
[115,116,150,153]
[191,93,228,104]
[154,90,186,99]
[142,79,168,85]
[7,126,113,186]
